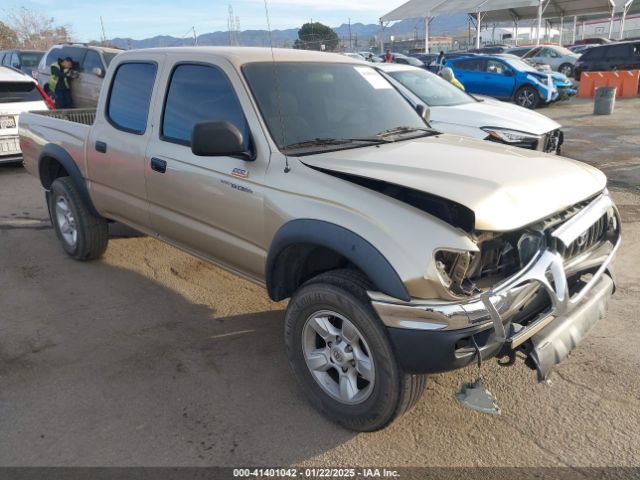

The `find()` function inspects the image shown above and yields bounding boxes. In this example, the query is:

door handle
[150,157,167,174]
[95,141,107,153]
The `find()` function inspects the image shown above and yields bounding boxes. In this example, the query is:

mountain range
[109,15,469,50]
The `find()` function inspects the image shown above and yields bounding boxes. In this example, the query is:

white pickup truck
[19,47,620,431]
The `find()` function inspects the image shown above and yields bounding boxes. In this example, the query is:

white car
[1,66,51,163]
[378,63,563,154]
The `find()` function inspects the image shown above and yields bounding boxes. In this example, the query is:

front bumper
[557,85,577,100]
[370,192,620,378]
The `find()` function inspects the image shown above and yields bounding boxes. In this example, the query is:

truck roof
[119,47,358,67]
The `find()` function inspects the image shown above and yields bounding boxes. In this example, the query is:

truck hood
[301,134,606,232]
[432,97,560,136]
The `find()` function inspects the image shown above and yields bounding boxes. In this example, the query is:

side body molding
[266,219,411,302]
[38,143,100,216]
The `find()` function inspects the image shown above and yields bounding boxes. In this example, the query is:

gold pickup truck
[19,47,620,431]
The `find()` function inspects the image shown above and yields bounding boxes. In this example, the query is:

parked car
[467,45,510,54]
[36,43,121,108]
[522,45,580,77]
[19,47,620,432]
[448,55,575,109]
[378,52,425,67]
[0,50,45,77]
[568,44,594,55]
[572,37,612,46]
[505,46,534,57]
[0,66,52,163]
[343,52,366,61]
[378,63,563,154]
[574,40,640,80]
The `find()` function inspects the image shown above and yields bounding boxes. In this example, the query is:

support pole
[558,16,564,45]
[515,21,519,46]
[572,16,577,44]
[476,11,482,48]
[536,0,543,45]
[620,1,633,40]
[379,20,384,54]
[425,15,431,53]
[581,21,585,40]
[608,9,615,39]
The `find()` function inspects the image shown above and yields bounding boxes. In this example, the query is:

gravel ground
[0,98,638,468]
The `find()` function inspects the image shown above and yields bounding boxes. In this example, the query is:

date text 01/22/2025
[232,468,401,478]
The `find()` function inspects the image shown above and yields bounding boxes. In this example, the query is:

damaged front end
[369,191,621,382]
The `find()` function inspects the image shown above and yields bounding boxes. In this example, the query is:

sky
[1,0,399,41]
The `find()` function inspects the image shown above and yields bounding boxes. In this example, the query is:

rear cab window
[107,62,157,134]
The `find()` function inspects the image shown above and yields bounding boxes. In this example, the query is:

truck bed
[30,108,96,126]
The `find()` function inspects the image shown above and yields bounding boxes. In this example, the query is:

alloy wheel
[55,195,78,248]
[302,310,375,405]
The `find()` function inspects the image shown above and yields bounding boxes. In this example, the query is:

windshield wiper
[282,137,391,150]
[374,126,438,139]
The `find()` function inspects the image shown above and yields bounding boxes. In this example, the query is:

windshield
[503,57,538,73]
[386,68,474,107]
[103,52,119,67]
[243,62,429,153]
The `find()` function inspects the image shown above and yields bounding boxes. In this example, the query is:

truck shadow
[0,229,353,466]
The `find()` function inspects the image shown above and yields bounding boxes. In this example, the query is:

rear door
[86,55,164,232]
[144,56,268,280]
[452,58,486,94]
[606,43,633,71]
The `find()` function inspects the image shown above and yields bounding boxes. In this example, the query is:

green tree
[294,22,339,51]
[0,21,18,49]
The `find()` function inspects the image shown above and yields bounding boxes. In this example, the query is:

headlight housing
[434,249,474,296]
[482,127,540,148]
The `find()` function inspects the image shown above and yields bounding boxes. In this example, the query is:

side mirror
[416,104,431,123]
[91,67,105,77]
[191,121,253,160]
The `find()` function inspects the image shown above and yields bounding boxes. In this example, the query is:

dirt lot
[0,98,639,468]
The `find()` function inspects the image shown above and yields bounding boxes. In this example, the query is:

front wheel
[559,63,574,77]
[284,270,426,431]
[515,85,541,109]
[50,177,109,260]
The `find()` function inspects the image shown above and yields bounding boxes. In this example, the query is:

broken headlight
[481,127,540,148]
[434,249,476,296]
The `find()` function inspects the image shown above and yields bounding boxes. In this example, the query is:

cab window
[107,62,157,134]
[161,63,249,148]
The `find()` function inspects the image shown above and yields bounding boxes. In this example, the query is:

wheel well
[39,156,70,190]
[268,243,369,301]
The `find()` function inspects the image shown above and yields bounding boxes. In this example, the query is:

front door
[483,59,516,99]
[144,60,268,280]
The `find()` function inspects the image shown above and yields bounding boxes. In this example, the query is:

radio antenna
[263,0,290,173]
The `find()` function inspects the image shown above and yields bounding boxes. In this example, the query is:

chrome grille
[551,214,608,261]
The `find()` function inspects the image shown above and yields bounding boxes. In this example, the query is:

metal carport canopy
[478,1,638,41]
[380,0,541,51]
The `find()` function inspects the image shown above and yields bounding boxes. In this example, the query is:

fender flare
[266,219,411,302]
[38,143,100,217]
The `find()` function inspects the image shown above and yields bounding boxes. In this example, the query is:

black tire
[284,269,426,432]
[559,63,574,78]
[49,176,108,260]
[515,85,541,109]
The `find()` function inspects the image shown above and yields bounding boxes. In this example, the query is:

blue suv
[448,55,576,109]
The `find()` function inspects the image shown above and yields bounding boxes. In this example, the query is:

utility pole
[100,16,107,45]
[193,26,197,46]
[348,18,352,50]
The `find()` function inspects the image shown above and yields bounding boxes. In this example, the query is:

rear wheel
[284,269,426,431]
[50,177,108,260]
[515,85,541,109]
[559,63,574,77]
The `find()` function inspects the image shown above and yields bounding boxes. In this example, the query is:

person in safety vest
[48,57,75,109]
